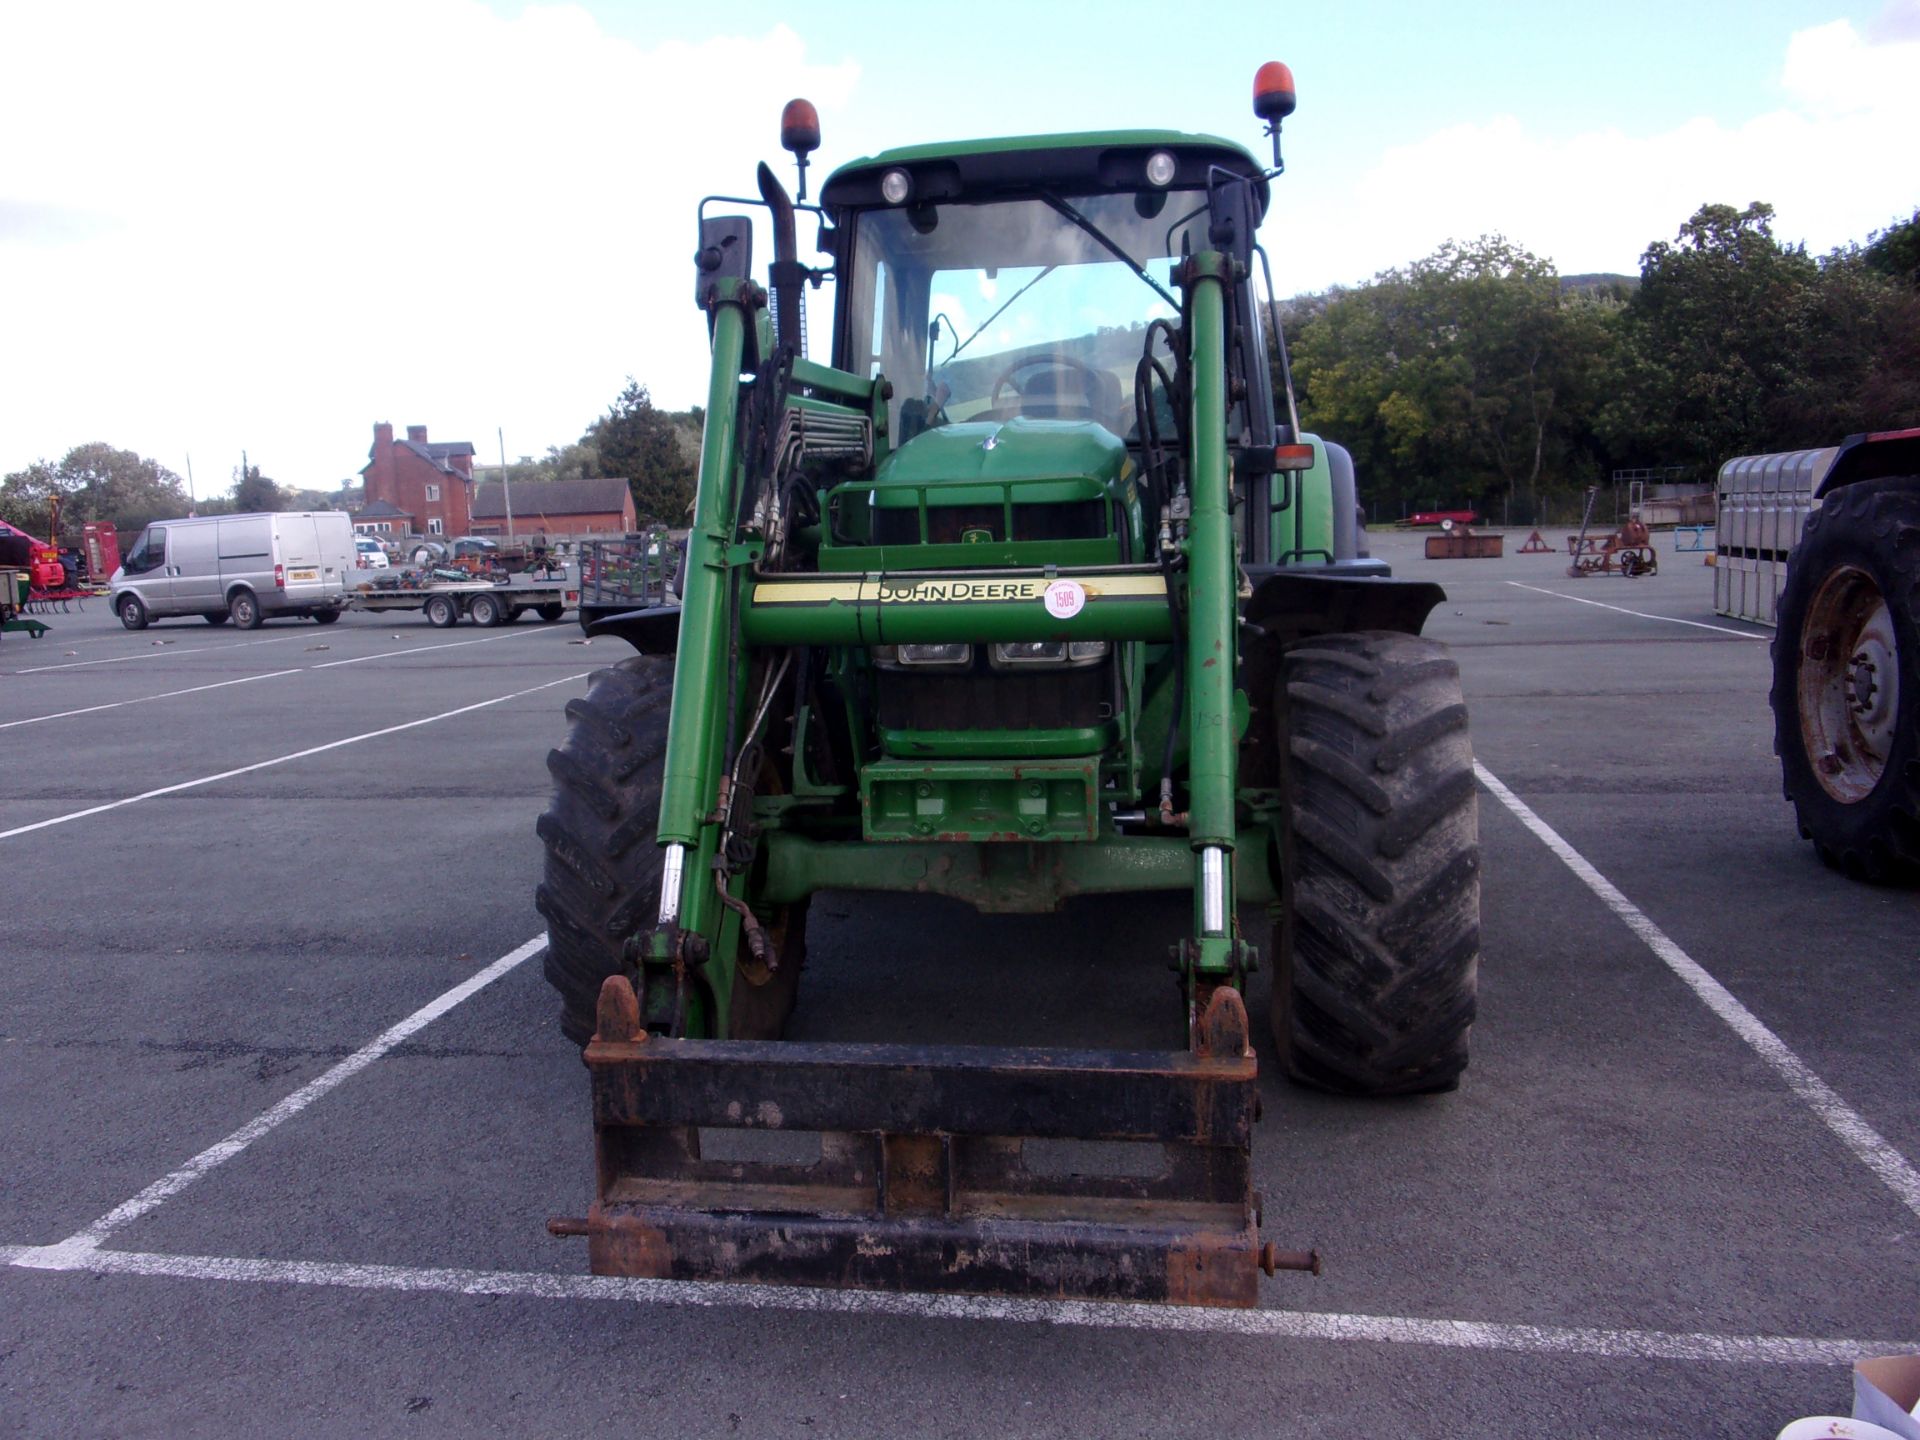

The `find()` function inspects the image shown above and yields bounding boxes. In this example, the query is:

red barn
[360,422,475,538]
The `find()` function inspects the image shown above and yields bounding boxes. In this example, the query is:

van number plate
[288,568,319,582]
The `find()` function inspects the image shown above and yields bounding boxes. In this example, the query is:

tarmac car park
[0,529,1915,1438]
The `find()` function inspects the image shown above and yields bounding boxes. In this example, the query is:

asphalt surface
[2,536,1916,1438]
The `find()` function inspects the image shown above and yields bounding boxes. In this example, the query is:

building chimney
[375,421,393,448]
[406,425,428,443]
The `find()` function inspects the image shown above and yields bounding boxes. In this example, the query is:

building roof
[399,439,476,472]
[361,435,478,477]
[472,477,632,520]
[352,499,413,518]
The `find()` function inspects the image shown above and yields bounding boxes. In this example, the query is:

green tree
[1863,210,1920,290]
[0,443,191,538]
[1288,237,1617,516]
[232,464,285,512]
[1605,202,1920,468]
[1603,202,1819,469]
[587,379,698,523]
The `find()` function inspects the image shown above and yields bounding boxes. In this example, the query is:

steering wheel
[987,355,1106,419]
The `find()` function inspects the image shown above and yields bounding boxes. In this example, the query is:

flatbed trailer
[346,569,581,628]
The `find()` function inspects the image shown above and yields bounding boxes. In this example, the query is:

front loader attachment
[552,980,1311,1307]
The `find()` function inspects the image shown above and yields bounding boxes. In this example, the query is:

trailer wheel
[311,609,339,626]
[1771,477,1920,884]
[535,656,673,1045]
[468,593,504,628]
[536,603,565,623]
[1271,630,1480,1095]
[424,594,459,628]
[117,595,148,631]
[228,590,262,630]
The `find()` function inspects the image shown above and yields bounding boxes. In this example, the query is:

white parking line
[1475,761,1920,1218]
[3,1244,1913,1365]
[1502,581,1769,639]
[0,670,305,731]
[35,934,547,1253]
[0,672,591,841]
[5,632,318,675]
[308,626,567,668]
[0,627,573,729]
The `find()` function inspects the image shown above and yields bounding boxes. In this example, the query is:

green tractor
[538,65,1480,1307]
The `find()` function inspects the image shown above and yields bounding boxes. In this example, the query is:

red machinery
[0,500,110,610]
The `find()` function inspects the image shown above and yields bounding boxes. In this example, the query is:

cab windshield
[842,191,1218,444]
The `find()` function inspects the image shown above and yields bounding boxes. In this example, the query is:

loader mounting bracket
[552,979,1290,1306]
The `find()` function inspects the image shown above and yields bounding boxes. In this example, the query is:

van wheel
[204,613,228,626]
[118,595,149,631]
[311,609,340,625]
[229,590,262,630]
[424,594,459,628]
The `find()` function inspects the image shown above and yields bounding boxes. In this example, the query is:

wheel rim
[1798,564,1900,804]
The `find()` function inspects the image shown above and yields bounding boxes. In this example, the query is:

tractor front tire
[535,656,672,1046]
[1771,477,1920,884]
[1272,630,1480,1095]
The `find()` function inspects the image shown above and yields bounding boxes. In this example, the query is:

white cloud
[0,1,857,486]
[1274,17,1920,293]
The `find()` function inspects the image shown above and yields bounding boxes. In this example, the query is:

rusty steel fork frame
[552,979,1317,1307]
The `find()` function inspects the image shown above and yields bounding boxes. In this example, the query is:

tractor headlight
[992,640,1067,666]
[874,642,972,670]
[989,640,1109,669]
[880,168,913,205]
[1145,151,1177,187]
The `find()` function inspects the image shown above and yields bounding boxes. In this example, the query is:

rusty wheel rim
[1798,564,1899,804]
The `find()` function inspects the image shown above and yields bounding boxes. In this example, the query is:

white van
[111,512,356,630]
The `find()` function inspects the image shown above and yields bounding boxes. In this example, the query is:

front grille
[877,660,1108,733]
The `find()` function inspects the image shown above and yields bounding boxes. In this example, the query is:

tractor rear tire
[1771,477,1920,884]
[1271,630,1480,1095]
[535,656,673,1046]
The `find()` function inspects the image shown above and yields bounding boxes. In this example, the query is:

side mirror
[694,215,753,310]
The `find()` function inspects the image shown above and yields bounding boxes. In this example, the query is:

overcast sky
[3,0,1916,494]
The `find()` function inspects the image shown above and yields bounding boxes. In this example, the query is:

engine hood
[873,418,1128,503]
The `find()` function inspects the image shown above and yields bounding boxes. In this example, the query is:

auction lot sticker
[1043,579,1087,620]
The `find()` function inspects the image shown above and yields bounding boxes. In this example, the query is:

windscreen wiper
[1039,192,1181,311]
[946,264,1057,364]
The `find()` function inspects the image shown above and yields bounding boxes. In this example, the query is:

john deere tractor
[538,65,1480,1307]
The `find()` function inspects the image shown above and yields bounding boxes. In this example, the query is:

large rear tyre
[535,657,672,1045]
[1271,630,1480,1095]
[1771,477,1920,884]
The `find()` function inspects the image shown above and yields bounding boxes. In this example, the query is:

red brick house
[359,422,475,538]
[471,477,636,536]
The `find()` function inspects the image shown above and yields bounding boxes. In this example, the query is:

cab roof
[820,130,1268,216]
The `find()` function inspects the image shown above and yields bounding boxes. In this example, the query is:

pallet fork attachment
[551,979,1317,1307]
